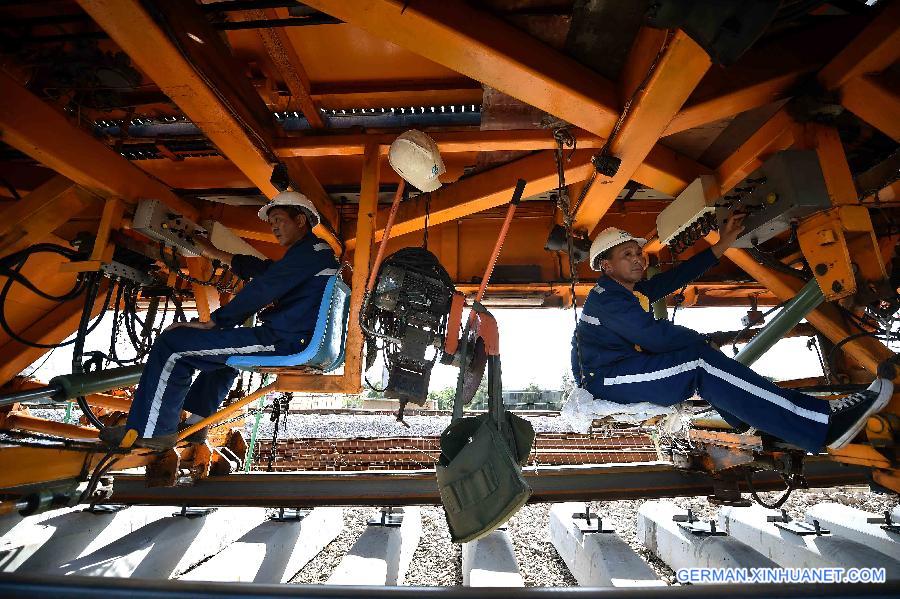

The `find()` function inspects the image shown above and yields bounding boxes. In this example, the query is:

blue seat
[225,274,351,373]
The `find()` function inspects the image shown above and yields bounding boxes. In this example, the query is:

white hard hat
[388,130,445,192]
[258,190,320,226]
[589,227,647,271]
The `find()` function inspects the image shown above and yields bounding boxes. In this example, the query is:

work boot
[825,378,894,450]
[98,425,178,451]
[178,421,209,444]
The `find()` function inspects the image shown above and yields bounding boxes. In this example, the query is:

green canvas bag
[436,353,535,543]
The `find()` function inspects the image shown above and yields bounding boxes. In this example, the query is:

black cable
[745,469,795,509]
[827,330,899,375]
[746,246,811,281]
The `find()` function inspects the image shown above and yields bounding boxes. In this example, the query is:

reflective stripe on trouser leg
[126,327,276,437]
[595,344,829,452]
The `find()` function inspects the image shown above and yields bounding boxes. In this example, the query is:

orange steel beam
[573,29,711,234]
[236,8,324,128]
[840,74,900,142]
[802,123,860,207]
[344,146,707,250]
[817,0,900,91]
[0,71,197,220]
[0,177,96,256]
[77,0,337,229]
[301,0,619,138]
[663,16,866,137]
[309,79,484,111]
[2,413,98,440]
[341,143,381,394]
[0,445,156,489]
[715,108,795,193]
[726,247,891,376]
[275,128,607,158]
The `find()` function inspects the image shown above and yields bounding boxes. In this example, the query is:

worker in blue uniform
[570,217,893,453]
[101,191,338,450]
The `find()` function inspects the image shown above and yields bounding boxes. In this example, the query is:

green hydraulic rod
[734,277,825,367]
[0,365,144,408]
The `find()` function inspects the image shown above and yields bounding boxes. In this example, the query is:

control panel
[716,150,831,248]
[133,199,265,260]
[656,175,719,255]
[133,198,205,257]
[656,151,832,255]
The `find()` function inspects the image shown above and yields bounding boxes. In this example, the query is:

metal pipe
[109,457,869,507]
[0,365,143,409]
[0,385,61,407]
[735,278,825,366]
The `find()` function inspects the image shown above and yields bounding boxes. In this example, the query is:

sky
[23,305,825,393]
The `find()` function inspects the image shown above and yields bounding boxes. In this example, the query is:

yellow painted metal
[725,246,892,377]
[76,0,340,248]
[817,0,900,91]
[0,445,156,490]
[236,8,324,128]
[798,206,886,301]
[840,74,900,142]
[340,143,381,394]
[803,124,861,206]
[89,198,125,263]
[345,145,706,251]
[573,30,711,235]
[177,382,279,442]
[872,468,900,494]
[0,70,198,220]
[716,108,795,193]
[186,257,220,322]
[302,0,619,138]
[0,177,95,256]
[826,443,892,469]
[3,413,98,440]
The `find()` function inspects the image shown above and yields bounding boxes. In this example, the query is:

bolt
[832,280,843,293]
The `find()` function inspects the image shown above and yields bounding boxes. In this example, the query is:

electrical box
[133,199,266,260]
[133,198,205,257]
[201,220,267,260]
[716,150,831,248]
[656,175,719,254]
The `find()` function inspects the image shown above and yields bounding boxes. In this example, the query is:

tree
[428,386,456,411]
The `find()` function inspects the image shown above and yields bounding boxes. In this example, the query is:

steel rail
[110,458,870,507]
[1,573,898,598]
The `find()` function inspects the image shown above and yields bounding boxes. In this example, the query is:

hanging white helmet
[257,190,320,227]
[588,227,647,271]
[388,130,445,192]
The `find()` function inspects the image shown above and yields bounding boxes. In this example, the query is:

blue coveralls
[126,235,338,438]
[571,248,829,452]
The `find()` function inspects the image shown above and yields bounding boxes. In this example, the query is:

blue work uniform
[571,248,829,453]
[126,235,338,438]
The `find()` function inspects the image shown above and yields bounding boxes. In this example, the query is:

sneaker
[98,425,178,451]
[825,378,894,450]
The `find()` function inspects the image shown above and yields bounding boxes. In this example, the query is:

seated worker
[570,217,893,453]
[101,191,338,449]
